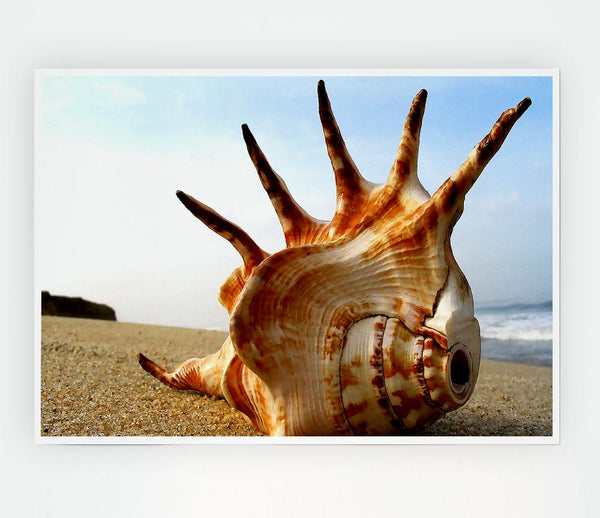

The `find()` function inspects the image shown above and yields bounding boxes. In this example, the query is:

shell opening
[448,345,472,399]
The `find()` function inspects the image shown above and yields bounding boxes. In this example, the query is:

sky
[35,72,555,330]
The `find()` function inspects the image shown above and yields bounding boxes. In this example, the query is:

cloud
[479,189,520,212]
[97,80,146,106]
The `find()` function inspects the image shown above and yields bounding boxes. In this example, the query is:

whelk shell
[138,81,531,436]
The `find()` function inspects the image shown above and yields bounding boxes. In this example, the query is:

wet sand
[40,316,553,438]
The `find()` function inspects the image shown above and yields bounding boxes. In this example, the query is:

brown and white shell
[138,81,531,436]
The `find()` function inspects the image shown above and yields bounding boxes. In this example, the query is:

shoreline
[40,316,553,438]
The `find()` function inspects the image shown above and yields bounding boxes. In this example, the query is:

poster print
[36,70,557,442]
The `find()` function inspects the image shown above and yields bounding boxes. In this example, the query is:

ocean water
[475,301,553,367]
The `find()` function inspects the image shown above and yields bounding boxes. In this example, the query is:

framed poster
[35,69,557,443]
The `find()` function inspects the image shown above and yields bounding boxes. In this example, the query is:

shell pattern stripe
[138,80,531,436]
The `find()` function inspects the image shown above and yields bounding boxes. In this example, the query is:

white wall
[1,1,597,516]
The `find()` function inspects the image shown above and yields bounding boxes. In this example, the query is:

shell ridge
[339,315,408,435]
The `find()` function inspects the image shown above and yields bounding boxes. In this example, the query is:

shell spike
[386,89,429,199]
[427,97,532,225]
[176,190,268,268]
[138,352,224,396]
[241,124,324,246]
[137,353,189,390]
[318,80,373,235]
[318,79,368,190]
[318,81,370,195]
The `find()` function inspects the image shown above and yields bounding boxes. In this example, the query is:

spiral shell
[138,81,531,436]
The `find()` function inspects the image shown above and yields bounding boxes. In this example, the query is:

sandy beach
[40,316,553,438]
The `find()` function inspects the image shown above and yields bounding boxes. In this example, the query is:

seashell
[138,81,531,436]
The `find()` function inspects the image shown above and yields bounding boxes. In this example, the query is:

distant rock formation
[41,291,117,321]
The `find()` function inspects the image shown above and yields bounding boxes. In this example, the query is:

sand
[40,316,553,438]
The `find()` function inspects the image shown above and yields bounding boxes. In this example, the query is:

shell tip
[317,79,327,97]
[138,352,166,379]
[241,123,253,141]
[138,352,151,369]
[517,97,532,116]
